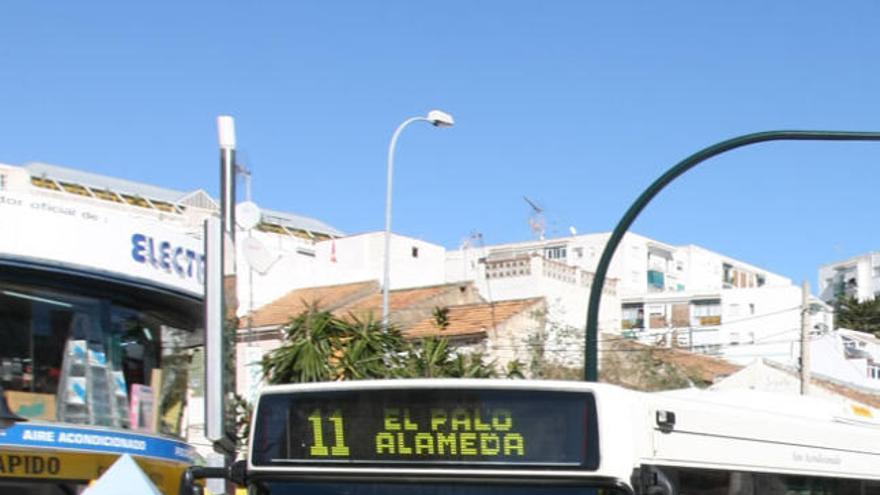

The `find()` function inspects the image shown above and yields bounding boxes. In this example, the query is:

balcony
[622,319,644,330]
[695,315,721,326]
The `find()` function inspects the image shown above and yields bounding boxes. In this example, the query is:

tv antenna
[523,196,546,240]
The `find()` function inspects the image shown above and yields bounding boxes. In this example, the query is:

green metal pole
[584,130,880,382]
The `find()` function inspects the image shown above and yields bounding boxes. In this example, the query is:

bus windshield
[250,480,626,495]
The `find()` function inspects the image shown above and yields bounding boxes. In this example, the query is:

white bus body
[242,379,880,494]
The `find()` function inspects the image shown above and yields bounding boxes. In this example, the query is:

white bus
[187,379,880,495]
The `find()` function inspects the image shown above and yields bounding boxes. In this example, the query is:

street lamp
[383,110,455,326]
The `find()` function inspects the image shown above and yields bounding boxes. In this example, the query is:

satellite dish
[236,201,262,230]
[242,236,279,274]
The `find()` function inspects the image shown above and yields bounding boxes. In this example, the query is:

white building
[818,252,880,303]
[445,232,830,368]
[236,232,446,318]
[0,161,343,462]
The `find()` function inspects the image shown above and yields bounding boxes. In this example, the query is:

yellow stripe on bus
[0,448,188,495]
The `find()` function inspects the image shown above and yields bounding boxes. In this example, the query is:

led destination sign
[251,388,598,469]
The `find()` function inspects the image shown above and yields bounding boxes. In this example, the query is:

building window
[691,299,722,327]
[647,305,667,328]
[622,304,644,330]
[647,270,665,292]
[544,245,566,260]
[411,246,419,258]
[0,173,6,190]
[722,263,734,287]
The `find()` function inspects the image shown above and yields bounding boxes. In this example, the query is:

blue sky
[2,2,878,288]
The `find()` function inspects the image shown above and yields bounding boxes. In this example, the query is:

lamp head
[217,115,237,149]
[426,110,454,128]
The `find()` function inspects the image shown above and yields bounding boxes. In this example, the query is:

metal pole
[382,116,428,326]
[584,130,880,382]
[219,116,237,244]
[800,280,811,395]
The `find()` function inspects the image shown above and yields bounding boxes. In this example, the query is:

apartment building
[446,232,829,367]
[818,252,880,303]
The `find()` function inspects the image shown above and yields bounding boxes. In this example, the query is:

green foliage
[394,337,524,379]
[261,304,405,384]
[432,306,451,330]
[835,296,880,335]
[232,393,254,447]
[261,305,520,384]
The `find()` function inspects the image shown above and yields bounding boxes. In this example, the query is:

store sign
[131,233,205,284]
[0,423,195,462]
[0,191,204,296]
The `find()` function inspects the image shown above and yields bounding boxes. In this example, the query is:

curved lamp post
[383,110,455,326]
[584,130,880,382]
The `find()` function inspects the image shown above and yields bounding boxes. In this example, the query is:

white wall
[0,184,205,296]
[808,333,878,389]
[710,359,866,405]
[236,231,447,317]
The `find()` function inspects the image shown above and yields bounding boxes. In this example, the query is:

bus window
[754,473,861,494]
[655,466,865,495]
[250,481,625,495]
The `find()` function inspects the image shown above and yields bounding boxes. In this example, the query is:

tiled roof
[405,298,544,339]
[243,281,484,335]
[648,346,742,384]
[607,338,742,384]
[335,283,474,321]
[245,280,378,328]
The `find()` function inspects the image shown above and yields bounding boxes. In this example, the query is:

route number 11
[308,409,350,457]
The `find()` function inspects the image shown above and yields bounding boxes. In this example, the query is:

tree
[835,296,880,335]
[394,337,504,379]
[261,304,405,384]
[260,304,516,384]
[247,305,521,442]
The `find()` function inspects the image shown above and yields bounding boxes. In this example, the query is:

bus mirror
[638,466,676,495]
[655,410,676,433]
[229,459,248,487]
[177,467,202,495]
[178,465,232,495]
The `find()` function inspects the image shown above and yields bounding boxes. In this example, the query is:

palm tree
[262,304,522,384]
[261,304,405,384]
[333,313,406,380]
[261,305,338,384]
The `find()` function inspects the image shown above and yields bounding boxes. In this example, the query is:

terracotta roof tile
[608,338,742,383]
[405,298,544,339]
[245,280,378,328]
[649,346,742,383]
[335,283,476,322]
